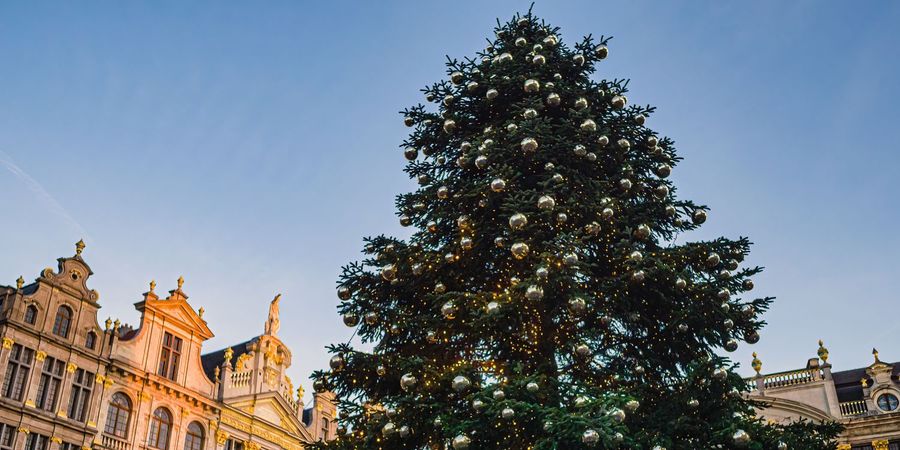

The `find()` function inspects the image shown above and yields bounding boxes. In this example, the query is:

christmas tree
[312,10,841,450]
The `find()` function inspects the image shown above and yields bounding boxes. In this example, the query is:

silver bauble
[382,422,395,436]
[433,417,442,426]
[485,88,499,100]
[733,430,750,447]
[494,236,506,248]
[746,330,760,344]
[580,119,597,132]
[656,164,672,178]
[625,399,640,412]
[574,97,588,110]
[343,313,359,327]
[687,398,699,408]
[473,155,488,170]
[543,35,558,46]
[618,138,631,149]
[411,263,424,275]
[610,95,627,109]
[338,286,352,300]
[546,92,561,106]
[400,373,417,391]
[586,152,597,161]
[441,301,457,319]
[511,242,530,259]
[460,237,474,250]
[329,354,345,371]
[509,213,528,229]
[575,343,591,357]
[634,224,651,240]
[609,408,626,422]
[499,52,513,63]
[693,209,708,224]
[631,270,646,283]
[493,389,505,400]
[398,425,409,438]
[724,339,739,352]
[381,264,397,281]
[647,135,659,147]
[404,147,418,160]
[417,174,430,185]
[501,407,514,419]
[743,279,754,291]
[525,285,544,300]
[563,252,579,265]
[629,251,643,262]
[574,396,588,407]
[523,79,540,93]
[634,114,646,125]
[364,312,378,325]
[568,297,586,315]
[677,323,689,333]
[573,144,587,156]
[712,367,728,380]
[532,54,546,65]
[552,173,564,183]
[485,301,500,315]
[706,252,721,267]
[466,81,479,92]
[718,288,731,300]
[543,421,553,431]
[654,185,669,199]
[777,442,787,450]
[557,212,568,223]
[450,71,464,85]
[444,94,455,106]
[472,399,485,410]
[601,207,615,220]
[404,116,415,127]
[537,195,556,210]
[490,178,507,192]
[595,44,609,59]
[524,108,538,119]
[597,135,610,147]
[526,382,539,393]
[452,435,471,449]
[536,266,549,279]
[452,375,471,392]
[573,53,585,65]
[521,137,539,153]
[399,215,412,227]
[437,186,449,199]
[723,319,734,329]
[515,37,527,46]
[619,178,633,191]
[443,119,456,133]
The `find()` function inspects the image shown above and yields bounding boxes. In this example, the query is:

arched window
[85,331,97,350]
[104,392,131,438]
[24,305,37,325]
[52,306,73,338]
[183,422,204,450]
[148,408,172,450]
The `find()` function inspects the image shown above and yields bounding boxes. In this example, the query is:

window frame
[24,304,37,325]
[157,332,183,381]
[67,367,94,422]
[2,343,34,401]
[148,407,172,450]
[183,422,204,450]
[104,392,132,439]
[52,305,73,338]
[35,355,65,411]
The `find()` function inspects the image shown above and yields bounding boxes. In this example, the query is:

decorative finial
[75,239,86,256]
[16,276,24,290]
[198,307,205,319]
[861,377,869,388]
[214,366,220,380]
[113,319,121,330]
[224,347,234,366]
[297,385,305,401]
[105,317,112,331]
[149,280,156,293]
[873,348,880,363]
[177,276,184,290]
[817,339,829,363]
[751,352,762,375]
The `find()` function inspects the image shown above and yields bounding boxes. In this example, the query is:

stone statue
[265,294,281,336]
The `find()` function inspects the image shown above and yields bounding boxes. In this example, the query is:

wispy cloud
[0,150,90,241]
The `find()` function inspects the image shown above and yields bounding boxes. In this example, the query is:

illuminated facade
[0,242,335,450]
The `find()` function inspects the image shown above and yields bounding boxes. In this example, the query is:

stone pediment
[38,252,99,304]
[226,393,311,440]
[134,280,213,340]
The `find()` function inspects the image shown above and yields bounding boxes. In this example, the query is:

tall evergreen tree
[313,10,840,450]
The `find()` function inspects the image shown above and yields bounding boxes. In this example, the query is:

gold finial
[214,366,220,380]
[105,317,112,331]
[75,239,86,256]
[751,352,762,375]
[297,385,305,401]
[149,280,156,293]
[817,339,829,363]
[177,276,184,290]
[861,377,869,388]
[198,307,205,319]
[873,348,880,363]
[16,276,24,290]
[223,347,234,366]
[113,319,120,330]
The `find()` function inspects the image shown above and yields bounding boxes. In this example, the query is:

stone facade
[750,341,900,449]
[0,242,335,450]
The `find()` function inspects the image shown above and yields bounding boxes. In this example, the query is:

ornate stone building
[0,242,335,450]
[749,341,900,449]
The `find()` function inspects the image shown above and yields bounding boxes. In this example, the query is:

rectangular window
[224,439,244,450]
[24,433,49,450]
[0,423,16,450]
[67,368,94,422]
[35,356,65,411]
[60,444,79,450]
[2,343,34,401]
[320,417,329,439]
[157,332,182,380]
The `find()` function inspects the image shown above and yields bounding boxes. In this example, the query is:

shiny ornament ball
[474,155,488,170]
[537,195,556,210]
[485,301,500,315]
[515,36,527,46]
[557,212,568,223]
[586,152,597,161]
[404,116,415,127]
[443,94,455,106]
[525,285,544,300]
[521,137,539,153]
[746,330,760,344]
[501,407,514,419]
[777,442,788,450]
[399,215,412,227]
[381,264,397,281]
[491,178,507,192]
[574,396,588,407]
[609,408,626,422]
[466,81,479,93]
[472,399,485,410]
[631,270,646,283]
[718,288,731,300]
[693,210,708,224]
[338,286,352,300]
[506,123,518,132]
[580,119,597,132]
[634,224,651,240]
[509,213,528,229]
[494,236,506,248]
[625,400,640,412]
[485,88,499,101]
[723,318,734,330]
[582,429,599,446]
[552,173,564,183]
[574,97,588,110]
[610,95,627,109]
[597,135,610,147]
[493,389,505,400]
[724,339,739,352]
[443,119,456,133]
[400,373,417,391]
[313,378,326,392]
[675,278,687,289]
[706,252,721,267]
[573,53,585,65]
[342,313,359,327]
[526,381,539,393]
[743,279,754,291]
[563,252,579,266]
[523,108,538,119]
[329,354,345,371]
[687,398,700,408]
[452,435,471,449]
[532,54,546,65]
[404,147,418,160]
[450,71,464,85]
[523,79,540,93]
[511,242,530,259]
[460,237,474,250]
[382,422,395,436]
[595,44,609,59]
[654,185,669,199]
[543,35,559,46]
[364,312,378,325]
[647,135,659,147]
[498,52,513,63]
[733,430,751,447]
[417,174,430,185]
[712,368,728,380]
[411,263,424,275]
[601,207,615,220]
[677,323,689,332]
[568,297,586,315]
[618,138,631,149]
[536,266,549,279]
[619,178,633,191]
[573,144,587,156]
[437,186,449,199]
[575,343,591,357]
[452,375,471,392]
[634,114,646,125]
[656,164,672,178]
[546,92,561,106]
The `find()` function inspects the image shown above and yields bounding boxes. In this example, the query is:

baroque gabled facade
[0,242,335,450]
[749,341,900,449]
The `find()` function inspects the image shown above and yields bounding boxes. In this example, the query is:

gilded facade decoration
[0,242,336,450]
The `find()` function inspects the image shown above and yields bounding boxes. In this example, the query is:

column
[23,349,47,408]
[54,362,78,420]
[0,337,16,382]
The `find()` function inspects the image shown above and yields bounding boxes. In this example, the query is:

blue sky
[2,1,899,400]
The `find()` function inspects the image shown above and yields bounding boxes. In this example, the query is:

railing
[760,368,819,389]
[283,388,299,410]
[101,434,131,450]
[231,370,251,387]
[839,400,869,417]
